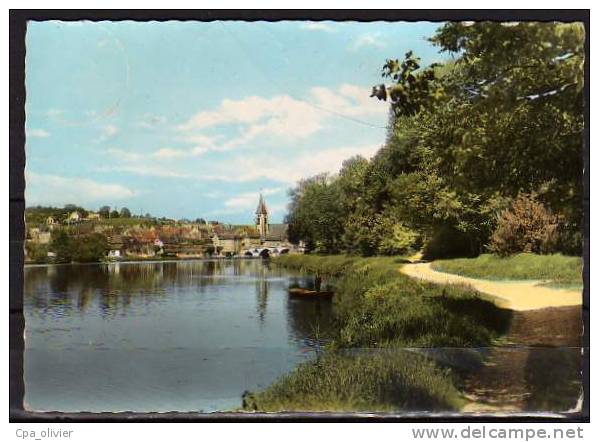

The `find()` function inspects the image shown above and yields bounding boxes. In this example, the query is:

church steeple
[255,193,269,239]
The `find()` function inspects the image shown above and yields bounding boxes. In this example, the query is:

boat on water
[288,287,334,299]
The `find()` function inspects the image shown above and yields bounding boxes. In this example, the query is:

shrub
[25,242,49,263]
[488,193,560,256]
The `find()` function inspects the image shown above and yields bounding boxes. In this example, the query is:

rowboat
[288,288,334,299]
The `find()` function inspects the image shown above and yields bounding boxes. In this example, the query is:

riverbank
[242,255,512,412]
[242,254,583,413]
[24,255,270,266]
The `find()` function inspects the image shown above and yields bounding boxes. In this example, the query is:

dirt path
[400,262,581,311]
[460,306,583,413]
[400,262,583,413]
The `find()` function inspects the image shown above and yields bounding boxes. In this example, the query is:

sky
[25,20,447,223]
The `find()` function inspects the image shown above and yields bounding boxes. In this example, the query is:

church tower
[255,193,269,239]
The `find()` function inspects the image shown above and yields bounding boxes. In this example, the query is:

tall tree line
[286,22,584,258]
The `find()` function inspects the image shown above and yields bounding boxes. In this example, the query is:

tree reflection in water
[24,259,338,412]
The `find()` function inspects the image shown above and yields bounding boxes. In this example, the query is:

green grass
[241,254,512,412]
[242,350,465,412]
[275,255,510,348]
[431,253,582,288]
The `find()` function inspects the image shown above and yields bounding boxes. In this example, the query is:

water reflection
[24,259,334,412]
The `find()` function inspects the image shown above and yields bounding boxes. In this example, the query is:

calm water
[24,259,334,412]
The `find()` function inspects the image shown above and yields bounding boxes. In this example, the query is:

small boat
[288,288,334,299]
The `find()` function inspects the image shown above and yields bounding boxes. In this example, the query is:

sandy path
[400,262,581,311]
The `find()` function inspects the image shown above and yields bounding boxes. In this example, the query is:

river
[23,259,334,412]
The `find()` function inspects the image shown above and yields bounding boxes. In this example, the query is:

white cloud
[26,172,137,206]
[135,113,168,129]
[94,124,119,144]
[97,85,387,183]
[102,141,380,185]
[177,84,386,152]
[106,148,143,162]
[208,143,381,184]
[224,187,285,210]
[98,164,192,179]
[300,22,335,32]
[103,124,119,137]
[149,134,222,159]
[151,148,190,159]
[311,84,386,117]
[177,95,320,137]
[26,128,50,138]
[351,33,386,50]
[107,145,209,161]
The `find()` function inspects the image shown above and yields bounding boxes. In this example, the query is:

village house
[46,216,58,228]
[86,212,101,221]
[107,234,124,260]
[66,211,82,224]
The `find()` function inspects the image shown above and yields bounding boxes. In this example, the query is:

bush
[488,193,560,256]
[25,242,49,263]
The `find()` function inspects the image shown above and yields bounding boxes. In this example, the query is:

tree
[120,207,132,218]
[110,210,120,218]
[286,174,344,253]
[99,206,110,218]
[370,21,584,255]
[50,230,73,263]
[285,22,584,258]
[70,233,108,262]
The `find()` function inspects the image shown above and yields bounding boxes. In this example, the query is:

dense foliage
[286,22,584,257]
[50,231,109,263]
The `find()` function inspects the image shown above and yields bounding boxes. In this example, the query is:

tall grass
[276,255,511,348]
[242,350,464,412]
[241,255,512,412]
[431,253,582,287]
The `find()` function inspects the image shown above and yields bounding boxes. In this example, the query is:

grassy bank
[242,255,511,412]
[431,253,582,288]
[243,350,464,412]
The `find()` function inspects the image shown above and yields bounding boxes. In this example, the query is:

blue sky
[25,20,446,223]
